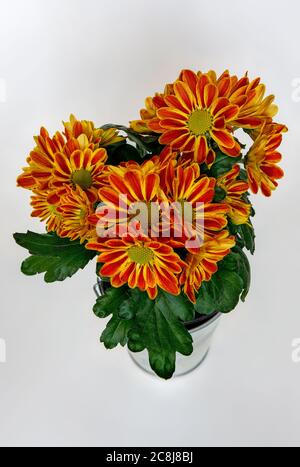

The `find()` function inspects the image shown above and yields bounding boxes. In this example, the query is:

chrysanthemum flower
[180,231,236,303]
[217,165,251,225]
[17,117,119,194]
[57,186,95,243]
[246,124,285,197]
[51,147,108,202]
[130,97,160,133]
[154,73,241,164]
[249,122,287,142]
[227,76,278,129]
[106,147,177,192]
[107,147,175,177]
[100,168,160,205]
[31,190,62,232]
[86,235,184,299]
[17,128,65,190]
[63,114,124,149]
[203,70,278,128]
[179,69,278,130]
[96,168,160,237]
[161,165,229,245]
[130,84,174,133]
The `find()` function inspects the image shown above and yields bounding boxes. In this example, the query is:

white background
[0,0,299,447]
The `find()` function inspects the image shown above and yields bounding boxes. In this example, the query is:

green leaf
[101,316,132,349]
[210,150,242,178]
[158,291,195,322]
[215,270,244,313]
[14,231,96,282]
[21,256,59,276]
[93,287,127,319]
[124,291,154,353]
[194,280,219,316]
[239,168,249,181]
[107,142,142,165]
[128,291,193,380]
[148,301,193,379]
[94,287,194,379]
[197,270,244,314]
[118,300,136,320]
[220,248,251,302]
[14,231,89,257]
[127,328,147,353]
[196,248,251,314]
[228,218,256,255]
[231,248,251,302]
[240,223,256,254]
[101,124,162,158]
[213,186,227,202]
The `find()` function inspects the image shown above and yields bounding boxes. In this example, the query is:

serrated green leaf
[127,291,193,379]
[240,223,256,254]
[21,256,59,276]
[233,248,251,302]
[14,231,88,256]
[158,291,195,322]
[118,300,136,320]
[94,287,194,379]
[194,280,219,315]
[147,301,193,379]
[154,298,193,356]
[100,315,132,349]
[101,124,163,158]
[196,269,245,315]
[14,231,96,282]
[228,219,256,255]
[220,248,251,302]
[216,271,244,313]
[93,286,127,319]
[196,246,251,314]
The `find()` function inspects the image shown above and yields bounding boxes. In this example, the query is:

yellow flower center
[49,204,60,218]
[188,109,213,136]
[128,246,154,265]
[72,169,93,189]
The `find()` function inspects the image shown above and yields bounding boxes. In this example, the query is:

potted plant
[14,69,287,380]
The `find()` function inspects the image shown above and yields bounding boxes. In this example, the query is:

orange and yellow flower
[51,147,108,201]
[154,73,241,164]
[217,165,251,225]
[180,231,236,303]
[161,165,229,245]
[227,75,278,129]
[130,97,161,134]
[130,84,174,133]
[63,114,124,149]
[96,168,160,237]
[87,235,184,299]
[31,190,62,232]
[132,70,280,151]
[17,128,65,191]
[249,121,287,142]
[57,186,95,243]
[17,117,121,195]
[184,70,278,129]
[246,124,285,197]
[106,147,177,192]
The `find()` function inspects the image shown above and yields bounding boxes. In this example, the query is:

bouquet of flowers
[14,69,287,379]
